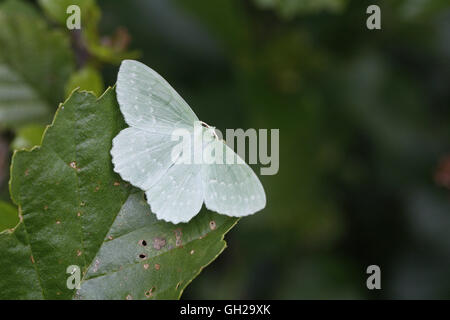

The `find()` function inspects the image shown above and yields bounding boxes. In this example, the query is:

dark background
[2,0,450,299]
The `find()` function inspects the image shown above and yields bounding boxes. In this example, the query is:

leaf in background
[253,0,347,19]
[39,0,140,65]
[11,125,46,150]
[0,201,18,231]
[65,66,104,97]
[399,0,450,20]
[0,135,9,187]
[0,0,75,129]
[174,0,252,53]
[1,88,237,299]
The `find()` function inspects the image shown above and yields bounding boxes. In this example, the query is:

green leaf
[0,201,18,231]
[11,124,46,150]
[65,66,104,98]
[0,0,75,129]
[1,88,238,299]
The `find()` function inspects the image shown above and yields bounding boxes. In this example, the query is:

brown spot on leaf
[69,161,77,169]
[190,250,195,255]
[77,250,82,256]
[153,237,166,250]
[114,181,120,186]
[30,255,35,264]
[174,228,182,247]
[56,220,61,225]
[143,263,149,270]
[145,287,155,298]
[126,294,132,300]
[77,212,81,217]
[154,264,160,271]
[92,259,101,272]
[209,220,216,230]
[108,235,113,240]
[24,169,29,176]
[44,205,48,210]
[94,186,100,192]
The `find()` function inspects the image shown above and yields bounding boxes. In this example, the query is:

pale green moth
[111,60,266,224]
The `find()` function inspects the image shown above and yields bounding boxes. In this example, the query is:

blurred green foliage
[253,0,348,19]
[11,124,45,150]
[0,0,449,299]
[39,0,140,64]
[0,0,138,130]
[0,0,74,129]
[0,200,17,231]
[65,66,104,97]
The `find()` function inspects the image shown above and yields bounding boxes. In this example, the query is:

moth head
[199,121,219,141]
